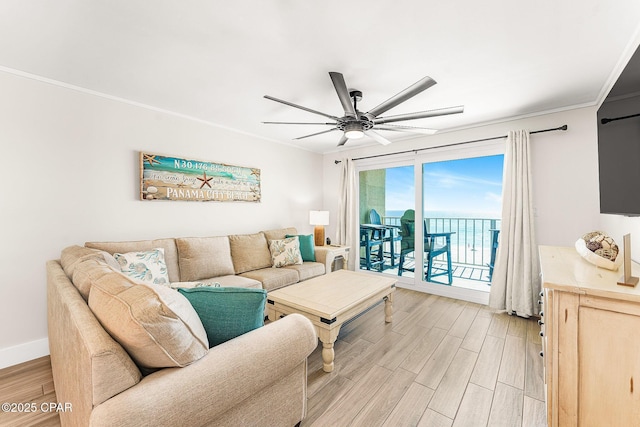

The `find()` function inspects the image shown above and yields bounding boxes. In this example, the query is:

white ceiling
[1,1,640,153]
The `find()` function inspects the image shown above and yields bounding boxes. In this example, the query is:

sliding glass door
[356,142,504,304]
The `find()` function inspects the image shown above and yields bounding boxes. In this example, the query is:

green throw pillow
[177,287,267,348]
[286,234,316,262]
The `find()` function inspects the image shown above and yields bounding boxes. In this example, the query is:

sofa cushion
[113,248,170,286]
[176,236,235,281]
[269,237,303,268]
[263,227,298,242]
[229,232,272,274]
[72,258,119,301]
[85,239,180,283]
[201,275,262,289]
[284,262,326,281]
[240,268,299,292]
[88,271,209,369]
[60,245,119,279]
[177,287,266,347]
[171,275,262,290]
[286,234,316,262]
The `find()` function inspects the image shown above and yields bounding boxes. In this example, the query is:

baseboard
[0,338,50,370]
[396,281,490,305]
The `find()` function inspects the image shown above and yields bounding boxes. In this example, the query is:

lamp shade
[309,210,330,226]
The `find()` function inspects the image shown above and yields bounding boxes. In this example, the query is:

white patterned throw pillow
[114,248,170,285]
[269,237,303,268]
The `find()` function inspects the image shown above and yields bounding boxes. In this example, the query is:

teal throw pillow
[286,234,316,262]
[177,287,267,348]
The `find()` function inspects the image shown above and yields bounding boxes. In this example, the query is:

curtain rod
[334,124,568,163]
[601,113,640,124]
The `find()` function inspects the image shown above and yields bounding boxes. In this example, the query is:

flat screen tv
[597,44,640,216]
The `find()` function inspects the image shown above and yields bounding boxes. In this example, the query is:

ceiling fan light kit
[344,122,364,139]
[263,71,464,147]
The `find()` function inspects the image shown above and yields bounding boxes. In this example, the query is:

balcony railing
[382,215,500,269]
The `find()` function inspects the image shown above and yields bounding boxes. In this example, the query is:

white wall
[0,71,323,368]
[599,216,640,263]
[322,106,602,251]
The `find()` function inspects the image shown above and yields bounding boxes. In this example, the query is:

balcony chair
[369,208,401,265]
[398,210,415,276]
[487,228,500,283]
[397,209,454,285]
[360,227,384,271]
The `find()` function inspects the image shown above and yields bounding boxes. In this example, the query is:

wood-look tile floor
[0,356,60,427]
[302,288,547,427]
[0,288,546,427]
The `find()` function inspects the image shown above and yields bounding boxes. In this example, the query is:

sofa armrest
[313,246,331,273]
[48,260,143,427]
[89,313,317,427]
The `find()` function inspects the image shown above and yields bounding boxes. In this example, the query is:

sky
[385,154,504,218]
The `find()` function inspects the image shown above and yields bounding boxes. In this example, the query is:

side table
[316,244,350,272]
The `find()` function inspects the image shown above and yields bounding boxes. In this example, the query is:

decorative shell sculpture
[575,231,622,270]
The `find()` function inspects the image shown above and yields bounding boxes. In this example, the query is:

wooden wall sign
[140,152,261,202]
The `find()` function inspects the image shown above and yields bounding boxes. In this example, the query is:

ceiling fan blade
[262,121,337,125]
[367,76,437,117]
[366,130,392,146]
[264,95,339,120]
[337,135,348,147]
[293,128,339,140]
[376,125,438,135]
[374,105,464,125]
[329,72,357,118]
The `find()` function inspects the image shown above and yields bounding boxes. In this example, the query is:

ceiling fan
[263,72,464,147]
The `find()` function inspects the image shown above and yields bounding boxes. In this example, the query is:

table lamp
[310,210,330,246]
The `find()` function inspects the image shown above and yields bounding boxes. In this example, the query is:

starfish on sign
[143,154,161,166]
[197,172,213,189]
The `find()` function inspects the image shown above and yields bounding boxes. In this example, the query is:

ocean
[383,210,501,266]
[385,210,501,220]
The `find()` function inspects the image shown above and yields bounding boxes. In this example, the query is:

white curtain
[337,158,358,270]
[489,130,541,317]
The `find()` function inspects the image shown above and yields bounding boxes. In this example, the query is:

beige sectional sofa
[47,227,328,427]
[86,227,334,291]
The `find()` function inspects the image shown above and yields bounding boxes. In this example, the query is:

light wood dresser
[539,245,640,427]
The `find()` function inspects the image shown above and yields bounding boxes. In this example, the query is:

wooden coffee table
[267,269,396,372]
